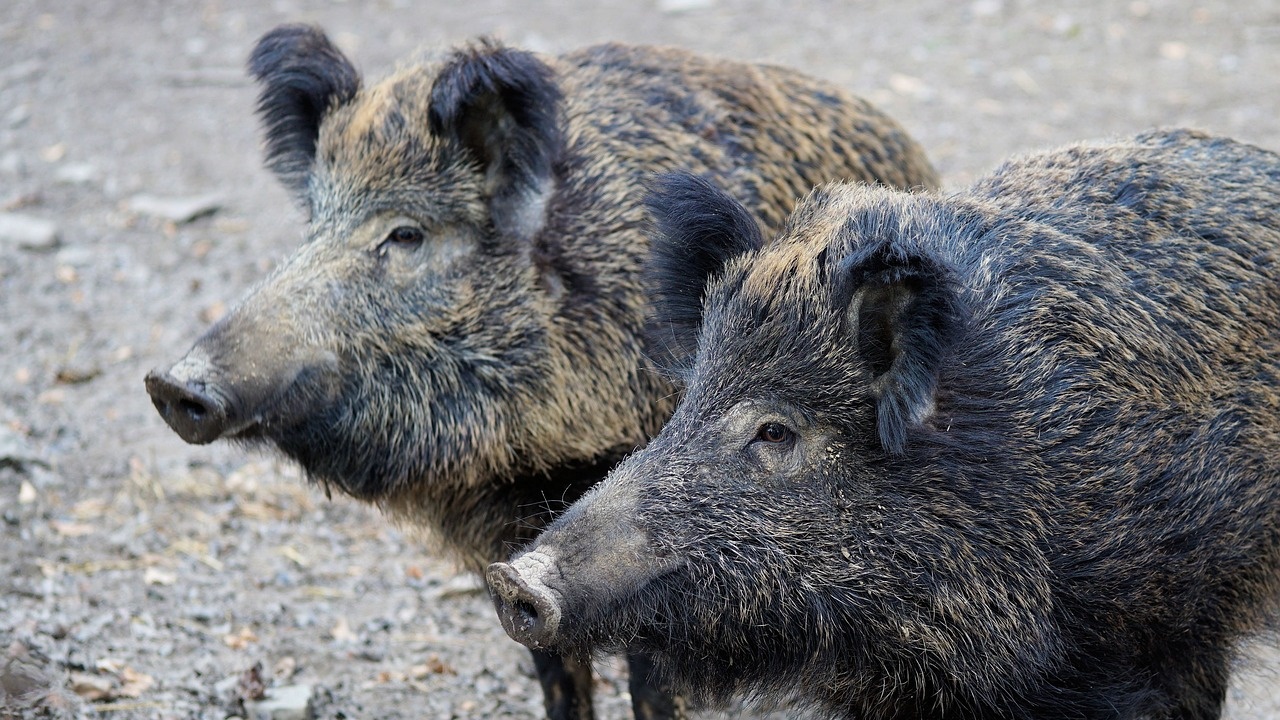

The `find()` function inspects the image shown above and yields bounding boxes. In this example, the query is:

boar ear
[428,40,563,241]
[835,245,964,455]
[643,172,765,375]
[248,25,361,200]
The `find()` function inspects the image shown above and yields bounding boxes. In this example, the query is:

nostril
[514,599,540,625]
[487,560,562,649]
[145,369,231,445]
[178,398,208,422]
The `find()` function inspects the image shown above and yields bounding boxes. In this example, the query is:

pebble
[54,246,95,267]
[657,0,715,11]
[246,684,314,720]
[0,60,43,88]
[54,163,99,185]
[0,212,60,252]
[0,152,24,176]
[6,104,30,129]
[126,193,222,223]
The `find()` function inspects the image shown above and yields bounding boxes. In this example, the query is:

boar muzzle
[488,553,564,650]
[145,349,242,445]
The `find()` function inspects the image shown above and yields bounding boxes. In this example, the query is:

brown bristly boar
[144,24,938,720]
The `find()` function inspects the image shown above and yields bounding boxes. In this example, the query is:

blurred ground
[1,0,1278,718]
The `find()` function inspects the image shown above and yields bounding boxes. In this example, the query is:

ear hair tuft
[248,24,361,199]
[837,246,965,454]
[643,172,765,374]
[428,39,563,240]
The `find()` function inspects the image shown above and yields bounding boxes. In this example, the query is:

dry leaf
[117,667,154,698]
[410,654,456,677]
[329,617,356,643]
[37,388,67,405]
[95,658,126,673]
[54,366,101,385]
[235,499,282,521]
[278,545,309,568]
[222,626,258,650]
[143,567,177,586]
[70,672,114,701]
[273,656,297,681]
[40,143,66,162]
[50,520,94,537]
[70,497,110,520]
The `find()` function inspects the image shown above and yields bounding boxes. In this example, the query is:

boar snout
[146,328,342,447]
[145,368,233,445]
[488,552,564,649]
[145,348,243,444]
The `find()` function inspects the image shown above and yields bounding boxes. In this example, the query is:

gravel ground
[2,1,1278,718]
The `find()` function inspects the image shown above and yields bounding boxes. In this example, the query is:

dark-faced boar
[143,23,938,720]
[489,129,1280,720]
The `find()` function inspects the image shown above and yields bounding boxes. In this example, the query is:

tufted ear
[834,243,965,455]
[642,172,764,376]
[248,25,361,200]
[428,40,563,241]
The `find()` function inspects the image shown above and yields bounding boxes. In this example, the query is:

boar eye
[380,225,425,252]
[754,422,794,445]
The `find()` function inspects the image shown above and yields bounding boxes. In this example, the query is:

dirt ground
[2,1,1279,718]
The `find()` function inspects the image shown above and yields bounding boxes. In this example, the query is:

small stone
[6,104,30,129]
[657,0,715,11]
[143,567,177,586]
[54,246,94,267]
[970,0,1002,18]
[1160,41,1189,61]
[0,212,59,251]
[246,684,313,720]
[54,163,99,185]
[0,60,44,87]
[39,144,65,163]
[127,193,222,224]
[0,152,24,176]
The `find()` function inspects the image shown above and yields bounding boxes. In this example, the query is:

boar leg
[627,651,684,720]
[530,649,595,720]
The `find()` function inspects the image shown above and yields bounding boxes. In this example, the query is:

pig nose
[144,369,231,445]
[487,561,563,649]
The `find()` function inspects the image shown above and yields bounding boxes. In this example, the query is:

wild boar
[144,24,939,720]
[490,129,1280,720]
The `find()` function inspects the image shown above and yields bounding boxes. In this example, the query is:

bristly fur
[505,129,1280,720]
[643,171,765,377]
[151,26,942,720]
[248,24,360,201]
[428,39,564,241]
[834,242,969,455]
